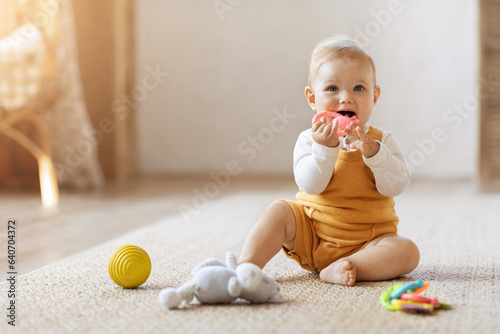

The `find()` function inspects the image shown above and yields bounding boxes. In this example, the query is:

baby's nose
[338,91,353,103]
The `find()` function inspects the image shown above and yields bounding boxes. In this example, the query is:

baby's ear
[373,85,381,105]
[305,86,315,110]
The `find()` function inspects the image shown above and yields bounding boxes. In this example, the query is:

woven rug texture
[1,186,499,334]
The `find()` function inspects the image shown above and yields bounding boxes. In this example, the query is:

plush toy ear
[227,277,242,297]
[236,263,262,292]
[268,291,283,303]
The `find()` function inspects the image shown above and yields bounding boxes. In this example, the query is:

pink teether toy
[312,111,360,136]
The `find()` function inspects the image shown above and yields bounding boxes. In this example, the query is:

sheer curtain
[0,0,104,190]
[41,0,104,189]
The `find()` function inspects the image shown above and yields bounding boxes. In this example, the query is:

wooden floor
[0,175,297,275]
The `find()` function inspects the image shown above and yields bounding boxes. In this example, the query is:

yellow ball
[108,245,151,288]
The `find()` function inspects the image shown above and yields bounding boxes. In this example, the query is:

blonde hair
[307,34,376,87]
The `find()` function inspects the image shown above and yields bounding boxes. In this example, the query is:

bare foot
[319,260,357,286]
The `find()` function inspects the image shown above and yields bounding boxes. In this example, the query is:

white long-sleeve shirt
[294,123,410,197]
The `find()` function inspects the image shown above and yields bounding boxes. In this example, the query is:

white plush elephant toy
[159,253,282,309]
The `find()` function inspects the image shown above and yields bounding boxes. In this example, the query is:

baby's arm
[294,130,339,194]
[363,131,410,196]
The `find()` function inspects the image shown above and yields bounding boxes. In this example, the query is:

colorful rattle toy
[380,279,451,313]
[108,244,151,288]
[312,111,360,137]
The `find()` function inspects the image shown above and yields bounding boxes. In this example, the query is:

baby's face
[307,56,380,128]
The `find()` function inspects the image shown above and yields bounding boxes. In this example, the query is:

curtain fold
[41,0,105,189]
[0,0,105,190]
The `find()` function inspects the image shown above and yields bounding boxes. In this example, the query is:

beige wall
[136,0,478,180]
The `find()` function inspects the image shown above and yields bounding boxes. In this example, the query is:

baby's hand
[311,117,339,148]
[345,125,380,158]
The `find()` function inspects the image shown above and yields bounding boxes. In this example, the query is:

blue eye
[354,85,364,92]
[327,86,338,92]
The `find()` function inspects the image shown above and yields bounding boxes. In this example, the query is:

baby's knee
[266,201,293,218]
[401,238,420,272]
[266,201,296,237]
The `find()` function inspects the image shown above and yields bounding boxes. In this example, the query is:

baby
[239,35,419,286]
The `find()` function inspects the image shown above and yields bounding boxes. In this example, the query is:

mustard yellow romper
[281,126,398,272]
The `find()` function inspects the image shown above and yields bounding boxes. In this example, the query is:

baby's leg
[320,235,419,286]
[238,201,296,269]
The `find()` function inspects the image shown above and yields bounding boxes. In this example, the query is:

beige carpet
[1,182,499,333]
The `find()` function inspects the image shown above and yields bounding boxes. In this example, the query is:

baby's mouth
[337,110,356,118]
